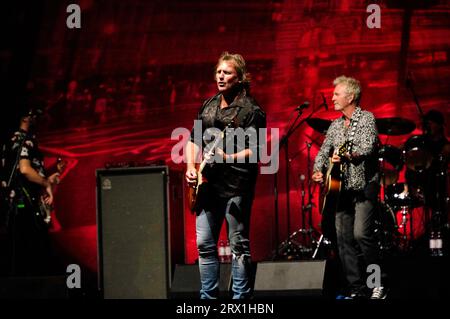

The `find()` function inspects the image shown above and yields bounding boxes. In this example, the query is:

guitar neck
[197,128,226,174]
[198,157,208,174]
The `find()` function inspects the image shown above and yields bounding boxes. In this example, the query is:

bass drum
[384,183,427,250]
[375,202,399,253]
[403,135,433,172]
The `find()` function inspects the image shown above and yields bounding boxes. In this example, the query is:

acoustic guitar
[320,141,350,216]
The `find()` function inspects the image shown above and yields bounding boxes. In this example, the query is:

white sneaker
[370,286,387,299]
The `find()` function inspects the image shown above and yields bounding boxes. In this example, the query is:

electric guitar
[22,157,66,226]
[188,123,233,212]
[39,158,66,224]
[320,141,350,216]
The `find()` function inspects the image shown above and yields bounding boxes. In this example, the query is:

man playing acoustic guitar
[312,76,387,299]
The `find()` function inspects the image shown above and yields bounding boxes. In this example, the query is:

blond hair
[215,51,251,87]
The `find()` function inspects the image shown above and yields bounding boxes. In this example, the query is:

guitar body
[321,160,342,216]
[19,187,48,229]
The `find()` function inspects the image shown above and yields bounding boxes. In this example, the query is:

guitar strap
[230,88,253,128]
[215,102,252,152]
[234,104,252,127]
[346,107,362,155]
[5,131,27,188]
[340,107,362,177]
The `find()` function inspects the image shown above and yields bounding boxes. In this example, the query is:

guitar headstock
[56,157,67,174]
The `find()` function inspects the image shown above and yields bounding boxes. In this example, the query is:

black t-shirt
[190,90,266,199]
[1,129,45,199]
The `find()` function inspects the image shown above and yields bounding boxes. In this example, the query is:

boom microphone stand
[304,141,317,251]
[280,141,323,259]
[273,100,327,259]
[272,102,309,259]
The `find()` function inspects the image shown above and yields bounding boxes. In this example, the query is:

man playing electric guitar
[1,106,58,275]
[185,52,266,299]
[312,76,387,299]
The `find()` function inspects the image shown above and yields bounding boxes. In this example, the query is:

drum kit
[305,115,437,254]
[376,117,436,252]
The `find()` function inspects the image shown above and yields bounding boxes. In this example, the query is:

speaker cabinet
[97,166,184,299]
[254,261,326,297]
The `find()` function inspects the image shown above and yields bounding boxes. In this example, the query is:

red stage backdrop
[7,0,448,273]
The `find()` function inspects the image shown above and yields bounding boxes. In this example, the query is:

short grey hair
[333,75,361,104]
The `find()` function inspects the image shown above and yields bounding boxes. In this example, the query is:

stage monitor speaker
[254,260,326,297]
[97,166,184,299]
[171,264,232,298]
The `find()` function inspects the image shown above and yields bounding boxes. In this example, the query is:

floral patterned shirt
[313,107,380,191]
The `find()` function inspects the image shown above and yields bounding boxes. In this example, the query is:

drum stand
[398,206,414,251]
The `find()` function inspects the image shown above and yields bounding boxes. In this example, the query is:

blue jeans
[196,195,252,299]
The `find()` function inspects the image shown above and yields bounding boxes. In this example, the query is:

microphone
[320,92,328,110]
[295,101,309,111]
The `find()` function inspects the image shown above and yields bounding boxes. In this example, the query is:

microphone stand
[300,173,307,250]
[283,141,324,259]
[272,101,326,259]
[305,141,315,249]
[272,107,305,259]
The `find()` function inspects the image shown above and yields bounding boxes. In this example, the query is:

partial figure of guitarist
[312,76,387,300]
[185,52,266,299]
[0,106,57,276]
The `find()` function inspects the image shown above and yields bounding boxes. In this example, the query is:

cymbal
[306,118,331,134]
[376,117,416,136]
